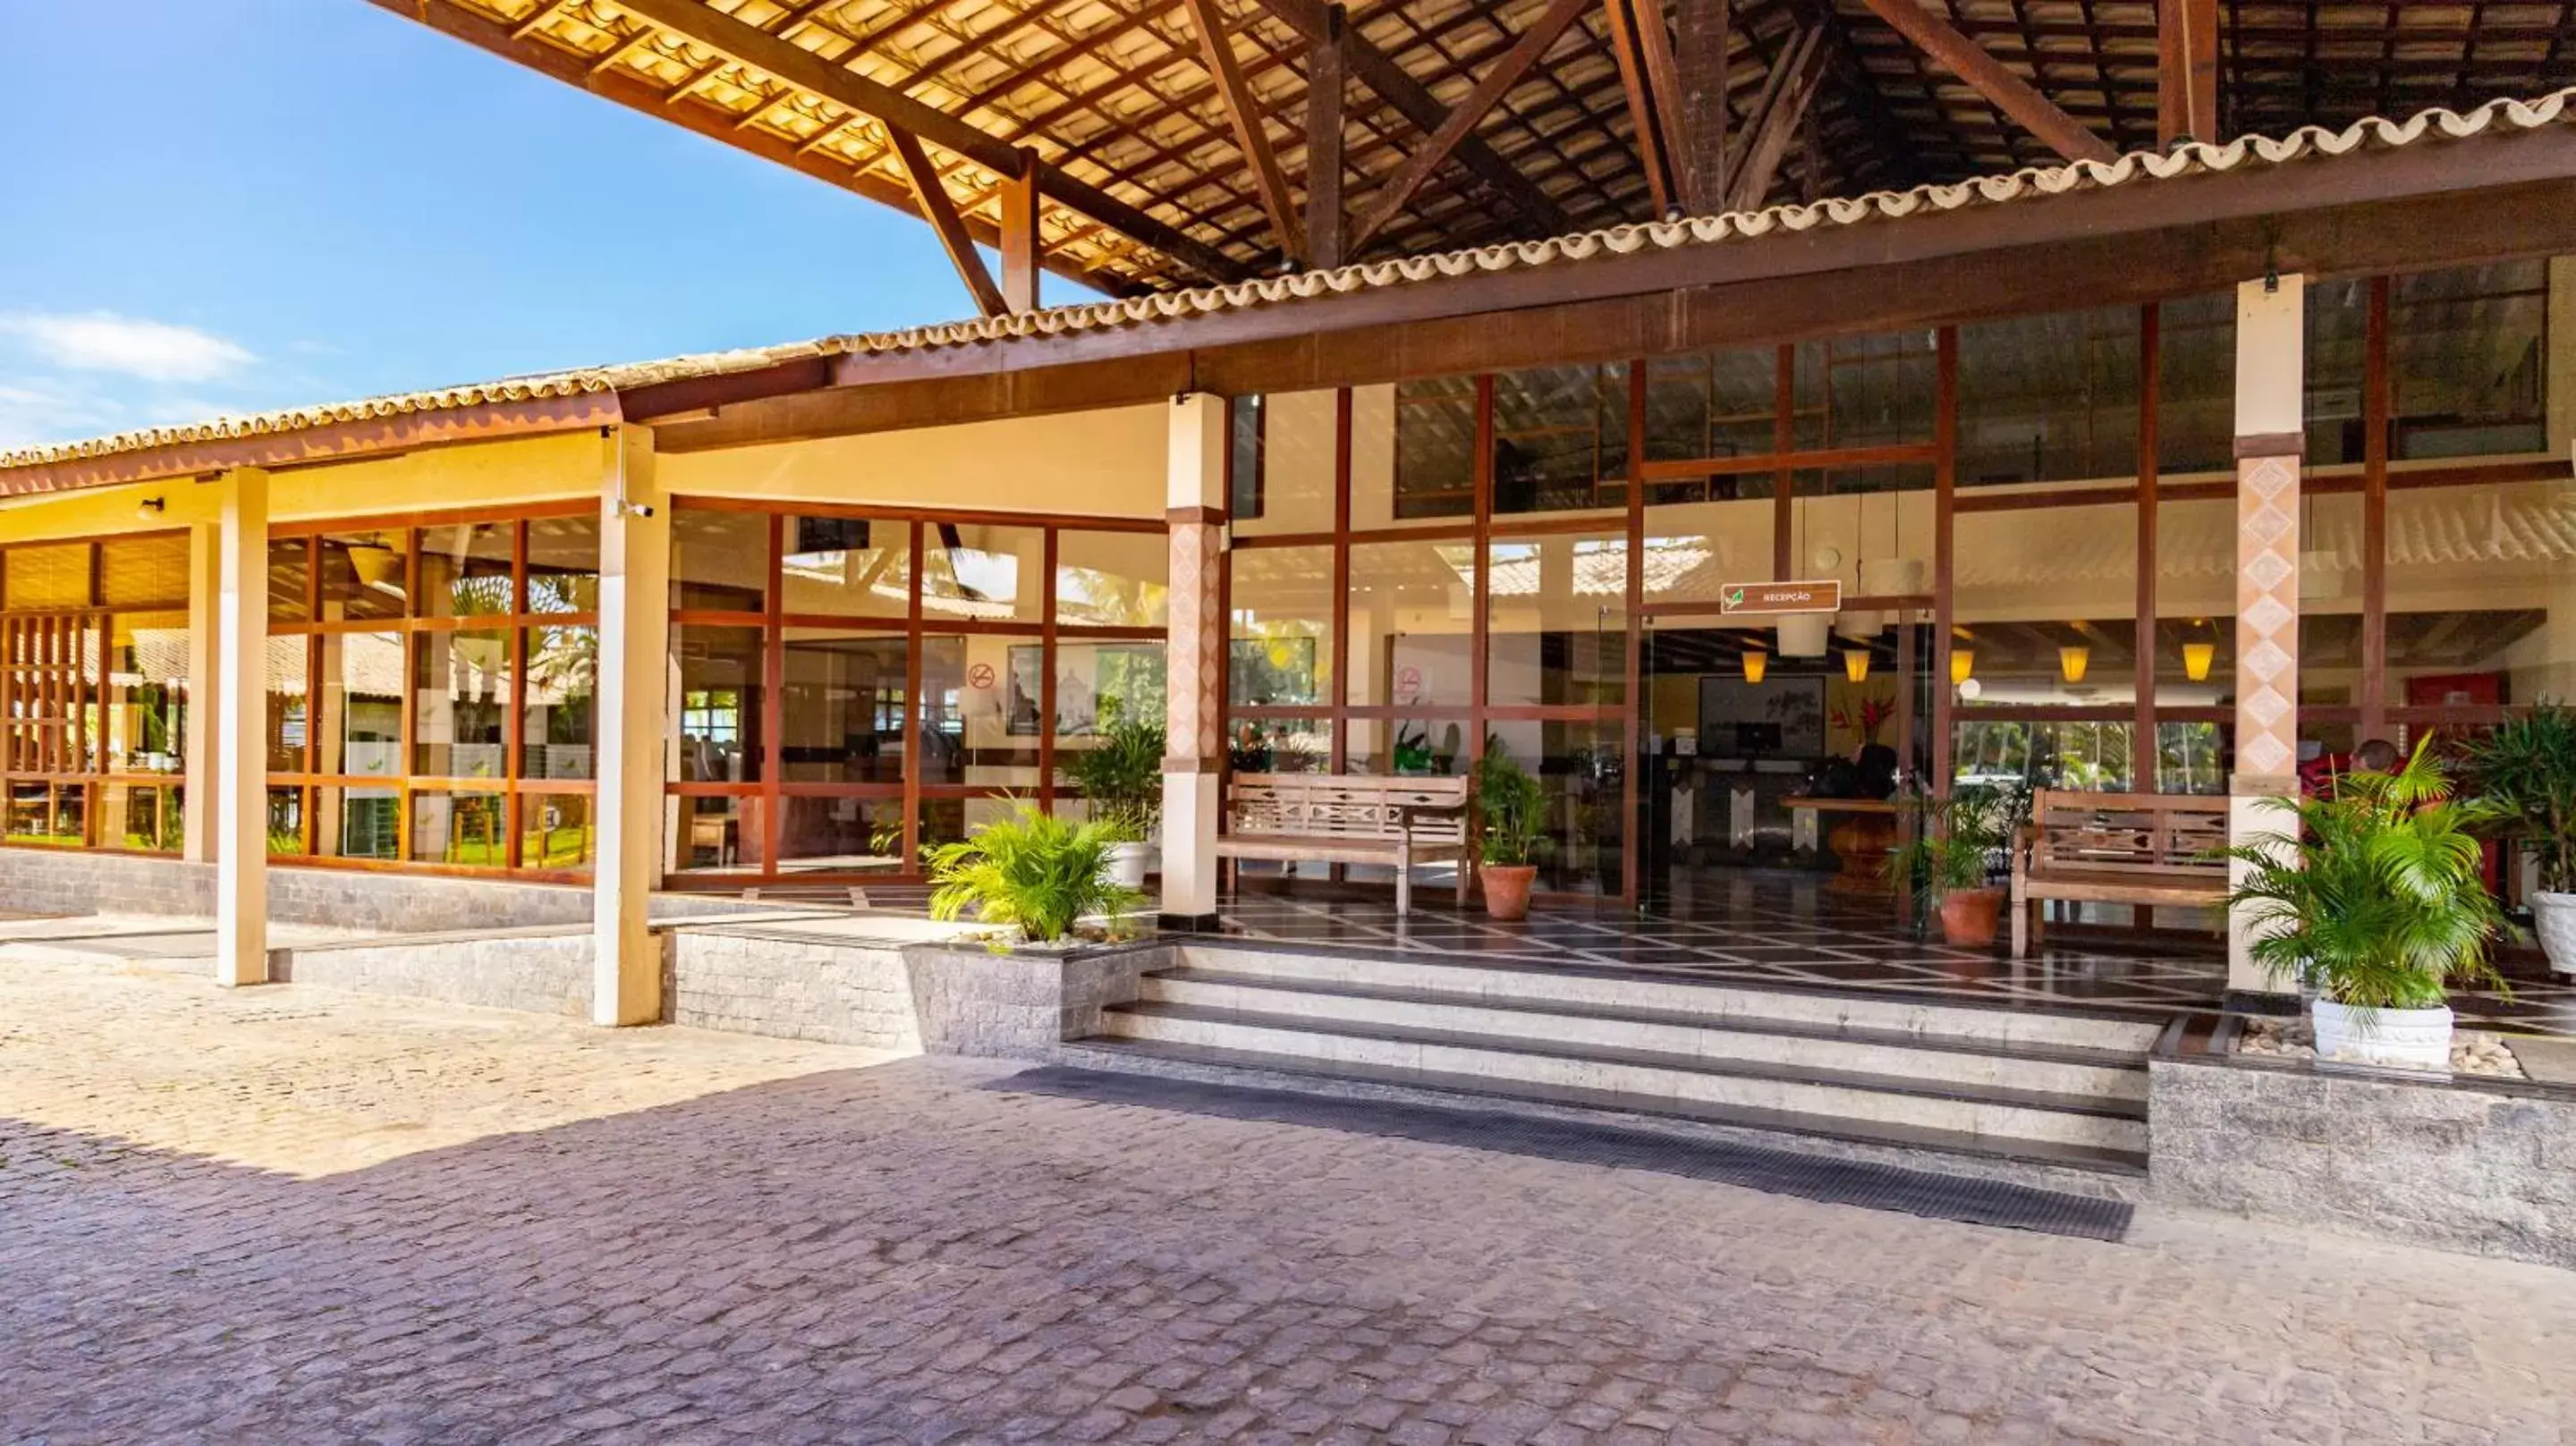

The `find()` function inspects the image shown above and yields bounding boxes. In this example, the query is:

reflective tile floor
[750,872,2576,1036]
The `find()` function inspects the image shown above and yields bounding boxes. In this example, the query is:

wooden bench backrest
[1229,774,1470,844]
[2030,791,2229,878]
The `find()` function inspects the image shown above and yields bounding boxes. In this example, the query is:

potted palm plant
[2463,700,2576,977]
[1885,782,2024,947]
[1060,698,1165,889]
[2223,738,2506,1070]
[1474,747,1546,922]
[924,800,1143,946]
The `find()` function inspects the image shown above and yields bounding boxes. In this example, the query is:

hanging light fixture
[1950,647,1975,686]
[1741,648,1767,685]
[2059,644,2091,684]
[2182,641,2216,682]
[1843,647,1871,683]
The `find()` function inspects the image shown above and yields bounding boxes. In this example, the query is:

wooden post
[1001,146,1043,312]
[1305,5,1347,270]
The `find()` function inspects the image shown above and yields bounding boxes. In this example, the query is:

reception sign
[1718,580,1843,615]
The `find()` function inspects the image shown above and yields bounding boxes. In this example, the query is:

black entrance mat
[993,1064,2134,1243]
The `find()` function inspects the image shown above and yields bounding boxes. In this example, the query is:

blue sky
[0,1,1033,451]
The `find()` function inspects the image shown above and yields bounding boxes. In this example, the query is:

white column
[2228,274,2306,997]
[215,468,270,986]
[594,425,672,1025]
[182,520,221,863]
[1161,393,1229,926]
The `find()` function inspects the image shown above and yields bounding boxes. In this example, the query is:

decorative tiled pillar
[1161,394,1229,929]
[215,467,270,987]
[2228,274,2306,999]
[593,425,671,1025]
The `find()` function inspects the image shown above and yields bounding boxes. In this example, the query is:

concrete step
[1062,1036,2149,1182]
[1097,1000,2149,1155]
[1174,942,2167,1053]
[1140,967,2150,1102]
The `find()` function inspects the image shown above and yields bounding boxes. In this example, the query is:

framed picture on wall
[1699,673,1826,758]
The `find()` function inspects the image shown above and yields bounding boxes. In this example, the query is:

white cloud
[0,311,254,383]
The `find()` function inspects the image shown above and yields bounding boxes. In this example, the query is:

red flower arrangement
[1830,694,1897,746]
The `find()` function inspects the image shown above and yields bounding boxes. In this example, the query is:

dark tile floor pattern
[766,874,2576,1037]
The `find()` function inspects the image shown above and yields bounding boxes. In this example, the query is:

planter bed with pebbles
[2234,1015,2529,1078]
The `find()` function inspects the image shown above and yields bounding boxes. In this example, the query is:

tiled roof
[4,89,2569,476]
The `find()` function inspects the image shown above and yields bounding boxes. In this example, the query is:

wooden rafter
[890,129,1009,317]
[1347,0,1595,253]
[1305,4,1349,270]
[1852,0,2116,164]
[2158,0,2221,146]
[1604,0,1690,215]
[1724,25,1828,210]
[1182,0,1307,263]
[569,0,1249,282]
[1257,0,1572,235]
[1000,146,1042,312]
[1674,0,1731,212]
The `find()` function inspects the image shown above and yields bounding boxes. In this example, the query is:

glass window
[98,535,189,609]
[411,630,509,781]
[2154,496,2235,703]
[1644,346,1777,462]
[922,634,1041,790]
[777,629,909,785]
[2157,292,2235,475]
[411,791,507,868]
[317,785,402,861]
[266,635,311,773]
[1348,538,1477,708]
[521,625,596,782]
[1793,331,1936,452]
[1491,365,1627,515]
[1953,719,2137,792]
[1487,535,1628,706]
[671,794,758,874]
[1055,531,1167,627]
[1953,502,2139,707]
[673,626,763,782]
[267,785,307,856]
[101,611,188,774]
[521,793,595,870]
[1229,394,1266,520]
[317,530,410,622]
[2305,276,2370,467]
[778,795,906,874]
[526,515,601,613]
[101,780,183,853]
[1392,376,1477,520]
[1055,641,1167,734]
[2382,477,2575,715]
[1234,390,1339,537]
[419,521,515,619]
[2390,259,2550,461]
[779,514,909,619]
[1958,306,2141,486]
[1230,545,1333,706]
[1641,498,1774,603]
[672,509,770,613]
[920,523,1042,625]
[1485,721,1623,894]
[267,537,311,622]
[4,781,85,846]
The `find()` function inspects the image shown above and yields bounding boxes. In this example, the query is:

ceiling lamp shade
[1950,647,1975,685]
[1775,613,1831,657]
[1741,649,1768,684]
[2059,645,2091,684]
[2182,639,2217,682]
[1843,648,1871,683]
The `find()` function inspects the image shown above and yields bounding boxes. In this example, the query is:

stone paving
[4,958,2573,1444]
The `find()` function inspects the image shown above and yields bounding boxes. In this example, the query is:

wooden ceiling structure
[372,1,2576,312]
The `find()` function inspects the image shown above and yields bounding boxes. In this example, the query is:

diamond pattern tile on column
[2243,552,2293,594]
[2244,505,2294,547]
[2241,639,2292,684]
[2242,687,2291,730]
[2241,596,2293,638]
[2242,735,2294,774]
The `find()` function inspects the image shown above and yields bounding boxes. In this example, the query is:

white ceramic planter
[2312,998,2453,1071]
[2531,891,2576,977]
[1104,841,1151,891]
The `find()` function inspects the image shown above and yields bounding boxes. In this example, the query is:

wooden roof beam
[1306,4,1349,270]
[1851,0,2115,164]
[1605,0,1690,216]
[1724,26,1828,210]
[1256,0,1573,236]
[890,129,1009,317]
[2158,0,2221,147]
[1346,0,1596,253]
[1674,0,1730,212]
[602,0,1250,283]
[1182,0,1308,264]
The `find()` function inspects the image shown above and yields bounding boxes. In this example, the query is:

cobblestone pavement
[4,960,2572,1444]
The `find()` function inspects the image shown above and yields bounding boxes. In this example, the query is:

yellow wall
[657,405,1168,520]
[268,433,599,521]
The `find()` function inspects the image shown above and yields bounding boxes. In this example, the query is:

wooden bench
[2011,791,2230,958]
[1216,774,1472,916]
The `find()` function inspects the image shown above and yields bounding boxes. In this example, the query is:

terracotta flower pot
[1937,886,2004,948]
[1481,864,1538,922]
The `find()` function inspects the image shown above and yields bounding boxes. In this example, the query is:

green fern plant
[1059,697,1165,843]
[1885,782,2026,913]
[2221,737,2508,1011]
[924,800,1142,945]
[1474,746,1546,867]
[2462,699,2576,894]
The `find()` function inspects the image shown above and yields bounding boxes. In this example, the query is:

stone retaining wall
[2151,1055,2576,1270]
[278,932,597,1019]
[665,932,1163,1057]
